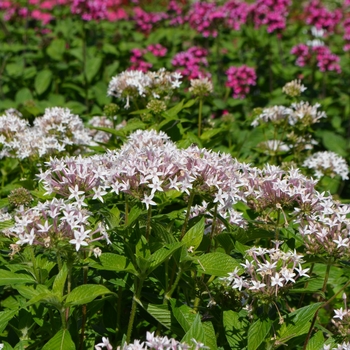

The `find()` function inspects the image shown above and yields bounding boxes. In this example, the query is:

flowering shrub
[1,1,350,350]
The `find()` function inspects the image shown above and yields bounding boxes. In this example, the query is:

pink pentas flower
[223,0,250,31]
[31,9,53,24]
[304,0,342,33]
[250,0,291,33]
[133,7,167,34]
[172,46,210,79]
[291,44,341,73]
[226,66,257,99]
[147,44,167,57]
[128,48,152,72]
[187,1,225,37]
[71,0,108,21]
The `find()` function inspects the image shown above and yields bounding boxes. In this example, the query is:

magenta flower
[225,66,257,99]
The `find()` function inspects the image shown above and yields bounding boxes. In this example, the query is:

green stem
[165,267,182,300]
[81,22,89,112]
[198,98,203,137]
[207,204,218,253]
[116,286,123,334]
[180,191,195,240]
[126,277,144,343]
[79,253,88,350]
[146,206,152,241]
[125,196,129,226]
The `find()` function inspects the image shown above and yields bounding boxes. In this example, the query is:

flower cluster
[189,77,213,97]
[250,0,291,33]
[107,69,182,108]
[282,79,307,97]
[5,197,110,252]
[0,107,92,159]
[221,240,309,298]
[304,0,342,33]
[171,47,209,79]
[186,2,224,38]
[133,7,167,34]
[225,65,257,99]
[129,44,168,72]
[291,44,341,73]
[71,0,108,21]
[303,151,349,181]
[96,332,208,350]
[251,101,326,127]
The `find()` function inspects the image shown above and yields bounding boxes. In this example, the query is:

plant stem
[180,191,195,240]
[126,276,144,343]
[146,206,152,241]
[165,267,182,300]
[198,98,203,137]
[79,253,88,350]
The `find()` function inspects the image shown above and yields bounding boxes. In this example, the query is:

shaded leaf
[35,69,52,95]
[196,252,240,276]
[182,217,204,251]
[42,329,75,350]
[65,284,113,306]
[248,318,271,350]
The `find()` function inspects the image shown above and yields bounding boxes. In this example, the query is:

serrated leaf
[35,69,52,95]
[248,318,271,350]
[170,299,196,332]
[202,321,218,350]
[181,314,205,346]
[143,303,171,329]
[223,309,249,348]
[148,242,183,272]
[65,284,113,306]
[85,56,102,82]
[196,252,240,276]
[26,292,62,310]
[306,331,324,350]
[0,310,17,333]
[42,329,75,350]
[277,302,322,343]
[52,263,68,298]
[90,253,137,275]
[0,270,35,286]
[15,284,50,300]
[182,217,204,251]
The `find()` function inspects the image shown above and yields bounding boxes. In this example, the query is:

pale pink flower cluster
[0,107,92,159]
[221,240,309,297]
[323,343,350,350]
[303,151,349,181]
[96,332,208,350]
[251,101,326,127]
[5,198,110,251]
[107,69,182,108]
[298,193,350,258]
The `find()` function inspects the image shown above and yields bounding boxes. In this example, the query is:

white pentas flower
[303,151,349,180]
[107,68,182,109]
[257,140,290,154]
[282,79,307,97]
[189,77,213,97]
[221,241,309,298]
[251,105,292,127]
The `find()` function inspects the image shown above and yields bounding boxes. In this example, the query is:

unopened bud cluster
[189,77,213,97]
[146,99,167,114]
[8,188,32,207]
[282,79,307,97]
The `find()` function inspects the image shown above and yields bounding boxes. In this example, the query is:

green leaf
[0,310,17,333]
[91,253,137,275]
[317,130,347,157]
[0,219,14,230]
[52,263,68,298]
[163,100,184,119]
[125,205,143,228]
[42,329,75,350]
[85,57,102,82]
[182,217,204,251]
[47,39,66,60]
[181,314,205,346]
[196,252,240,276]
[306,331,325,350]
[223,309,249,348]
[65,101,86,114]
[0,270,35,286]
[202,321,218,350]
[15,88,33,104]
[171,299,196,332]
[277,303,322,343]
[35,69,52,95]
[148,242,183,272]
[248,318,272,350]
[143,303,171,329]
[26,292,62,310]
[65,284,113,306]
